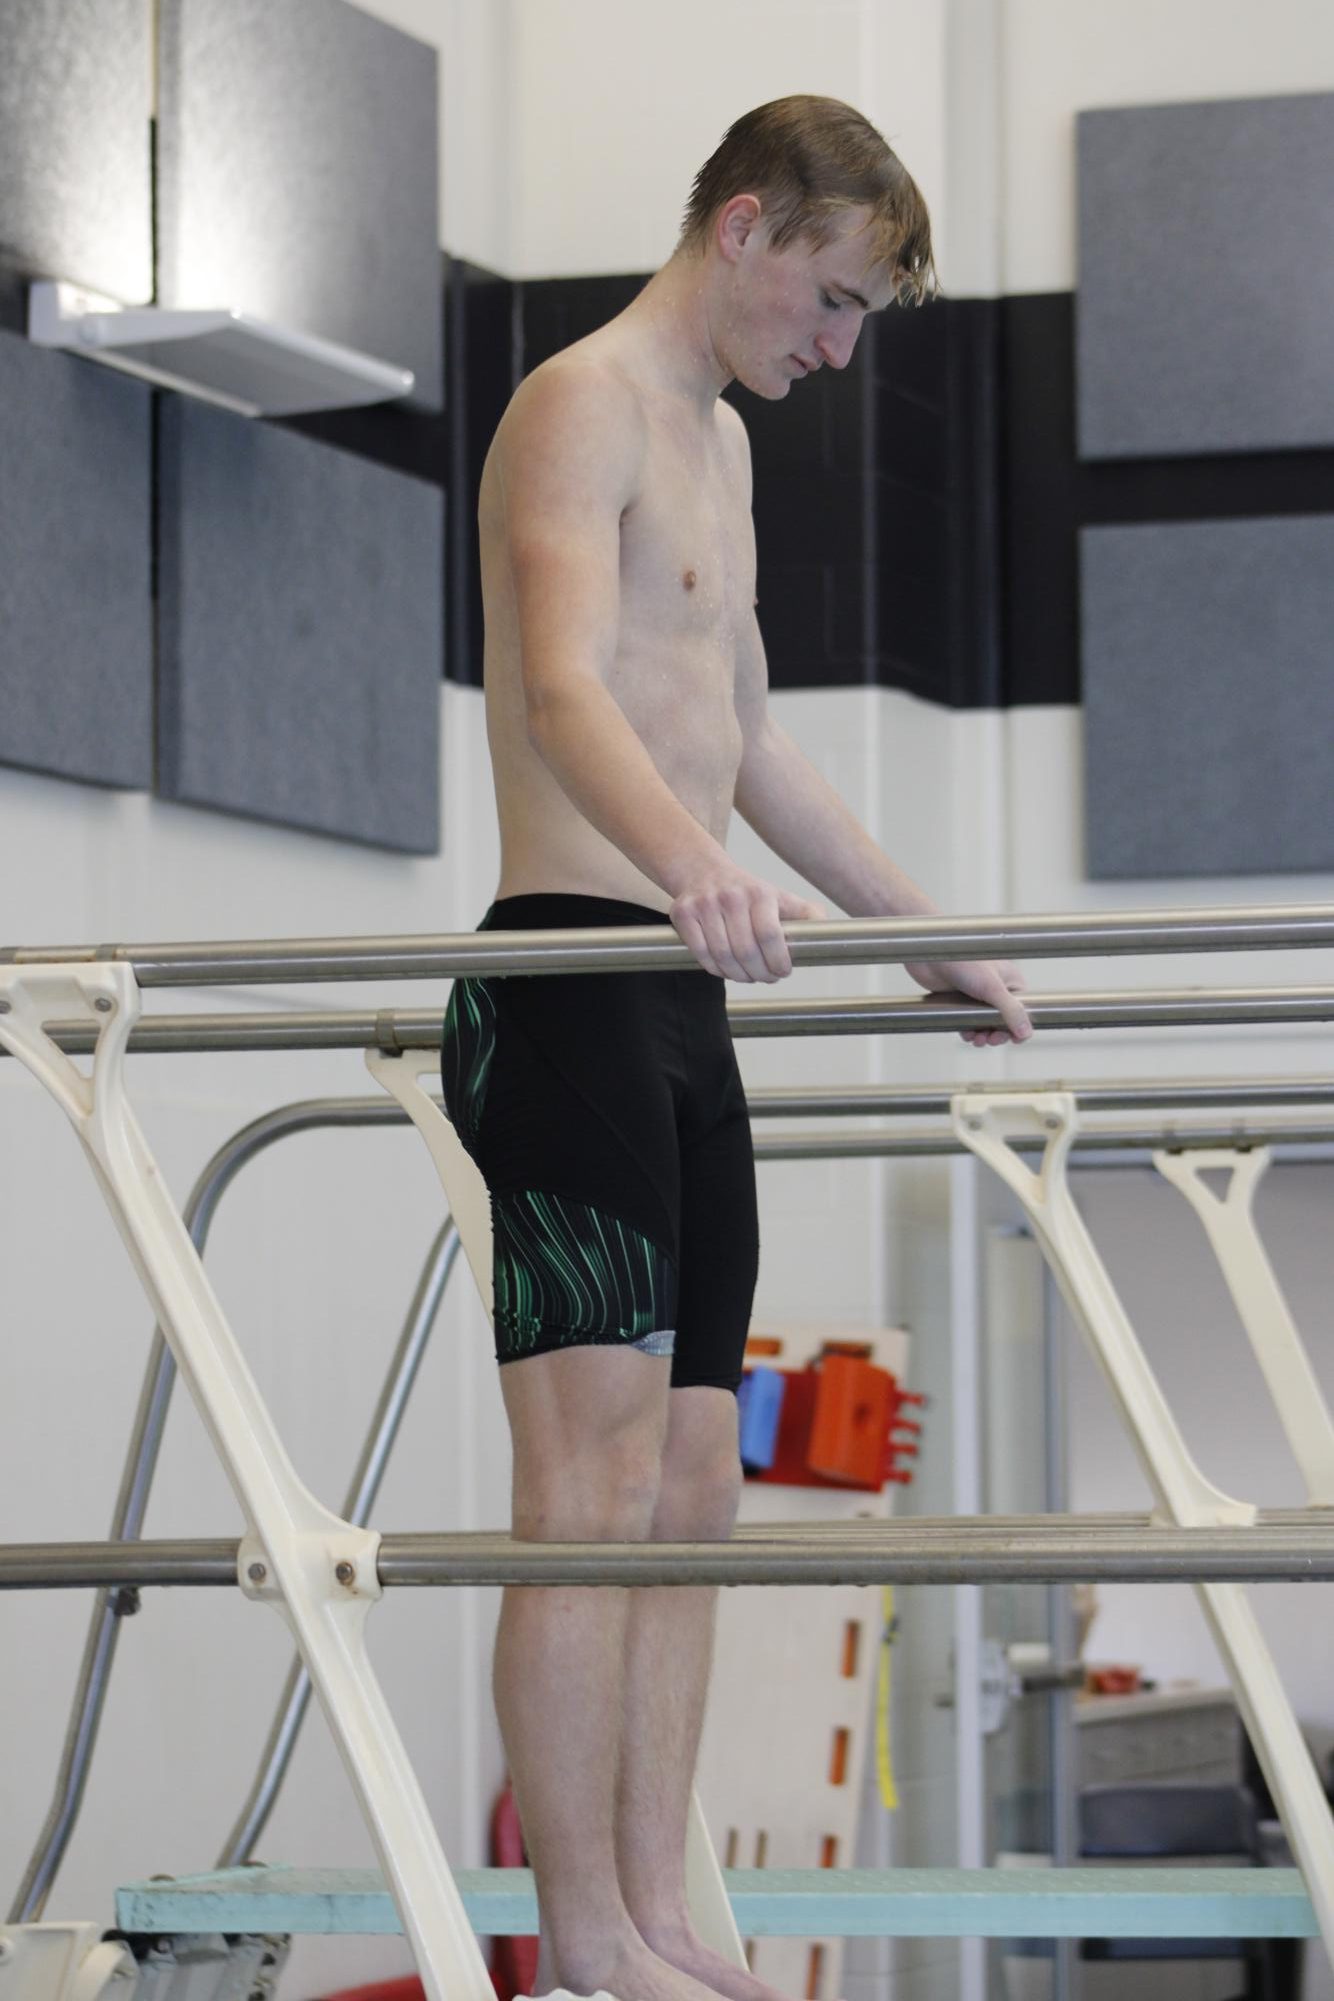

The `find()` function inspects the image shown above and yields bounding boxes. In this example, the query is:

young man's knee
[652,1443,743,1541]
[511,1436,665,1543]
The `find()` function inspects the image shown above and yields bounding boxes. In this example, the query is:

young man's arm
[732,686,1031,1042]
[500,362,822,982]
[722,424,1030,1038]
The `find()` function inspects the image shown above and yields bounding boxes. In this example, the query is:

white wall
[507,0,950,280]
[999,0,1334,295]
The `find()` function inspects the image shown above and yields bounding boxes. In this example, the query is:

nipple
[683,569,697,591]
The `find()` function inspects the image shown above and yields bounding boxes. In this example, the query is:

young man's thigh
[501,1343,674,1539]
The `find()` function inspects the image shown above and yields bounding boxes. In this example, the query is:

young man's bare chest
[478,356,760,892]
[603,394,756,759]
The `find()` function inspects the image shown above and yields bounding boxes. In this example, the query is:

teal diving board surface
[116,1865,1318,1940]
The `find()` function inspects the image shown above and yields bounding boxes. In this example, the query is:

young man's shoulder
[492,345,648,527]
[503,341,645,441]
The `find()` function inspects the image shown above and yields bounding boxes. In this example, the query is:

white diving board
[115,1865,1318,1940]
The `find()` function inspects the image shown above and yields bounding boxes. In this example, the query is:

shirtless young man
[443,96,1033,2001]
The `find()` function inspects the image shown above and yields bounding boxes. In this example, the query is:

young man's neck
[613,255,734,415]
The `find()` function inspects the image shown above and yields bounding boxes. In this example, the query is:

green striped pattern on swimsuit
[493,1188,677,1356]
[440,977,498,1152]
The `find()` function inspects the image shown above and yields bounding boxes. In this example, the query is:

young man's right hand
[669,866,826,983]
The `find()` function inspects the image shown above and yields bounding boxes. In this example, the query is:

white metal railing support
[0,964,493,2001]
[366,1046,747,1970]
[952,1091,1334,1969]
[1152,1147,1334,1505]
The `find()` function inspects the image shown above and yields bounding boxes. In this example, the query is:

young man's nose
[812,321,861,370]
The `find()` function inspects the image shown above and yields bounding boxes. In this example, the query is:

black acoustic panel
[1001,293,1081,707]
[999,292,1334,709]
[0,0,151,300]
[0,329,151,787]
[519,274,646,373]
[157,0,441,408]
[281,255,449,483]
[158,401,443,852]
[1077,94,1334,458]
[1081,516,1334,879]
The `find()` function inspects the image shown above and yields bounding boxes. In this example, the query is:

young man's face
[721,203,897,399]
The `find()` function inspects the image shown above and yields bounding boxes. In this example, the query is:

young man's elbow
[522,674,578,751]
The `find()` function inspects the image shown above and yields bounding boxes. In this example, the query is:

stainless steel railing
[4,900,1334,984]
[5,985,1334,1060]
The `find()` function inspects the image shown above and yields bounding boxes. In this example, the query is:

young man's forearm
[527,678,728,895]
[733,715,938,918]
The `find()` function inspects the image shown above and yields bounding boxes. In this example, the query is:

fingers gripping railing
[0,964,494,2001]
[364,1047,747,1970]
[1153,1147,1334,1507]
[952,1091,1334,1966]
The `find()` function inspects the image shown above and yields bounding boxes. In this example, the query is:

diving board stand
[115,1863,1318,1940]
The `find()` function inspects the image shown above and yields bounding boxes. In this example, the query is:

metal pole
[5,902,1334,984]
[728,988,1334,1038]
[752,1122,1334,1161]
[746,1078,1334,1118]
[7,987,1334,1061]
[2,1519,1332,1589]
[216,1220,462,1868]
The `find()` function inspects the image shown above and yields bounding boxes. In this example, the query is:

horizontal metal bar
[376,1525,1334,1585]
[746,1076,1334,1117]
[6,1078,1324,1167]
[753,1121,1334,1161]
[5,902,1334,985]
[11,987,1334,1062]
[727,987,1334,1037]
[4,1514,1332,1589]
[0,1540,240,1588]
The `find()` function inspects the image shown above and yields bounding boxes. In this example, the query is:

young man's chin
[738,364,796,400]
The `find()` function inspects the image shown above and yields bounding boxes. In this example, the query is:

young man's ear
[716,193,763,262]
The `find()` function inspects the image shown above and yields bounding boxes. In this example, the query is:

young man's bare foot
[530,1934,742,2001]
[636,1923,826,2001]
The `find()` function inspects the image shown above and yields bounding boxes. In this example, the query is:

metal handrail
[3,1515,1332,1589]
[7,986,1334,1060]
[746,1076,1334,1116]
[4,901,1334,984]
[753,1121,1334,1160]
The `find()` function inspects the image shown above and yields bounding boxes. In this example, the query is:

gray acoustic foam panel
[157,0,442,409]
[1080,516,1334,880]
[157,401,443,853]
[1077,93,1334,459]
[0,0,152,300]
[0,328,152,788]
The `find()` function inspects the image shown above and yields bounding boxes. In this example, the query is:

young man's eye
[821,291,842,310]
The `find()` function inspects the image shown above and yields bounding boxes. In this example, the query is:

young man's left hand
[904,957,1033,1046]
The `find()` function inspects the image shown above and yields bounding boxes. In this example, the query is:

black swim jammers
[441,895,758,1393]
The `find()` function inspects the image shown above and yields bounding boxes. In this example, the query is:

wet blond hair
[677,95,936,304]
